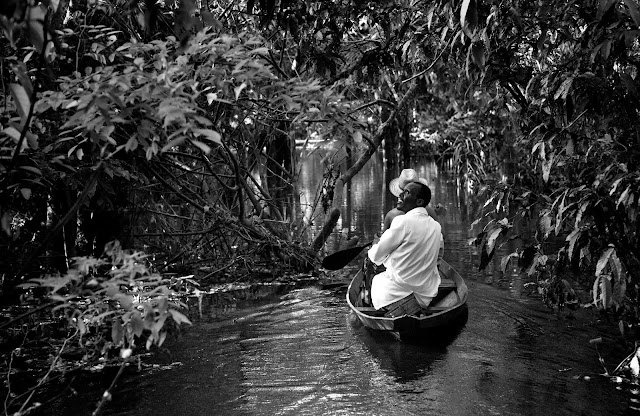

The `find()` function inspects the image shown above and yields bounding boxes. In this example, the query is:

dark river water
[51,146,638,415]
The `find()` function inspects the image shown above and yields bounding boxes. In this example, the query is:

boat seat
[356,303,457,317]
[431,284,456,305]
[356,279,458,318]
[422,306,453,315]
[356,307,387,317]
[439,278,455,289]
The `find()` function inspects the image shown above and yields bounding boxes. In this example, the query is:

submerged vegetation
[2,0,640,412]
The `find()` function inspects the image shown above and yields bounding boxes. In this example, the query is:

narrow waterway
[50,148,637,415]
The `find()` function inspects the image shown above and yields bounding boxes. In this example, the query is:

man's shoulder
[385,208,403,219]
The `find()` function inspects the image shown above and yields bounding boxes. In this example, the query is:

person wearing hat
[366,175,444,311]
[383,169,443,232]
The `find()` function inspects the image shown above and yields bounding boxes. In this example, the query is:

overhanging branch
[339,82,420,186]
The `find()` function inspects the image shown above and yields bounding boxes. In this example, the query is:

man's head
[389,169,419,197]
[397,181,432,212]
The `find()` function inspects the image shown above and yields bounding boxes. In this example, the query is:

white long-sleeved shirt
[367,207,444,300]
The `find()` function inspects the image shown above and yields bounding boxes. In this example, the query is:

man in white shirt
[367,180,444,310]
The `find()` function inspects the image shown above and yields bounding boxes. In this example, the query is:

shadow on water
[351,307,469,383]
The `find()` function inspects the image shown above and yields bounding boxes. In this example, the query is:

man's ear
[417,198,425,207]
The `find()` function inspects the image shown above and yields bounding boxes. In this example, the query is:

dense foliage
[455,0,640,324]
[3,0,640,412]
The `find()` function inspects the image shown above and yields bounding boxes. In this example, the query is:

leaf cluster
[2,240,191,414]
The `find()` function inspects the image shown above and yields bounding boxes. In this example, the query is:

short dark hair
[412,181,431,207]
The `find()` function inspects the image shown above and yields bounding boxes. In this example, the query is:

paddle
[322,241,374,270]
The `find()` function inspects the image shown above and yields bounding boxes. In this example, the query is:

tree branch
[339,82,420,186]
[144,162,207,213]
[402,33,454,84]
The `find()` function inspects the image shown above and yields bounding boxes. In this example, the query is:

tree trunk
[400,105,411,166]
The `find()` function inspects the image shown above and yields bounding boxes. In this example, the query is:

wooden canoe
[346,259,468,339]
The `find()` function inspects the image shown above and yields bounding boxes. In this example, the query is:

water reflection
[350,309,468,383]
[299,146,456,258]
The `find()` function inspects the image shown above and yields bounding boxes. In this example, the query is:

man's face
[397,182,421,213]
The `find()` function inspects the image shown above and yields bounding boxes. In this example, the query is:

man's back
[369,207,443,298]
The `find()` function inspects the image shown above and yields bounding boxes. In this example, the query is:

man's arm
[368,216,404,265]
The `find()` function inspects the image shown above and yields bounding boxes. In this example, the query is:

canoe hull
[346,260,468,339]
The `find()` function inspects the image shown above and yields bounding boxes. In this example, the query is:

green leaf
[460,0,472,29]
[401,40,412,61]
[169,309,192,326]
[191,115,213,126]
[157,297,168,314]
[27,4,47,52]
[500,252,519,274]
[611,255,627,307]
[554,192,568,235]
[598,0,618,21]
[565,228,582,260]
[621,73,639,98]
[471,42,485,68]
[596,246,615,276]
[76,317,87,335]
[11,62,33,98]
[539,213,552,238]
[158,331,167,346]
[161,135,187,152]
[26,130,38,149]
[600,39,612,60]
[594,275,612,309]
[485,227,502,256]
[191,140,211,153]
[542,154,554,182]
[201,10,220,29]
[113,293,133,309]
[3,126,21,142]
[192,128,222,144]
[575,201,590,228]
[1,212,11,237]
[554,77,574,100]
[625,0,640,27]
[18,165,42,176]
[610,177,625,196]
[130,312,144,337]
[125,137,138,151]
[20,188,31,200]
[111,318,124,346]
[234,82,247,100]
[617,186,631,208]
[10,83,31,123]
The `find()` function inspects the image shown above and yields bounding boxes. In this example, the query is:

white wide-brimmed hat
[389,169,430,197]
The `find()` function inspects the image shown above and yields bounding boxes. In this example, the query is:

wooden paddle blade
[322,243,371,270]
